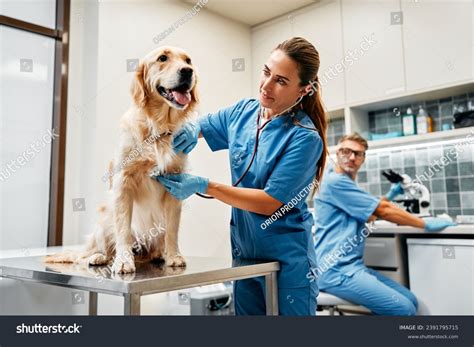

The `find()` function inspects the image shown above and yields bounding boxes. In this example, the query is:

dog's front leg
[111,174,136,274]
[164,199,186,267]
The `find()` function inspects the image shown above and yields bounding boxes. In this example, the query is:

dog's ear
[190,74,199,104]
[131,62,148,107]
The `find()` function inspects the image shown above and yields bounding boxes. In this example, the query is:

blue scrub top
[199,98,322,288]
[313,168,380,289]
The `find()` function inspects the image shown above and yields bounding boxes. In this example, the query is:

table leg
[89,292,98,316]
[124,293,141,315]
[265,272,279,315]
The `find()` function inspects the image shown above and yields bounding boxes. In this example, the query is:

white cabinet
[292,1,346,110]
[341,0,405,104]
[401,0,473,92]
[251,19,292,97]
[407,238,474,315]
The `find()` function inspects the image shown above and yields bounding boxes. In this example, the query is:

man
[313,133,456,315]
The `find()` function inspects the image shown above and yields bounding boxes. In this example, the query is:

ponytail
[302,76,328,197]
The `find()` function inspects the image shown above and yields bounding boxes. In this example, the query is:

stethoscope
[196,95,318,199]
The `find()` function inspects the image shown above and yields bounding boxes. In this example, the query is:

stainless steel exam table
[0,253,280,315]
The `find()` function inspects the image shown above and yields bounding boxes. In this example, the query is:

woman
[155,37,328,315]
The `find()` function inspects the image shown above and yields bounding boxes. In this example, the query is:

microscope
[382,169,431,217]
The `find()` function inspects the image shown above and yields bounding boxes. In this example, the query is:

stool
[317,291,370,316]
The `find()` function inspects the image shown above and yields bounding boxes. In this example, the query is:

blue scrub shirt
[199,98,322,289]
[313,168,380,289]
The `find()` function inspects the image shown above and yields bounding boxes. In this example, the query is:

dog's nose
[180,67,193,78]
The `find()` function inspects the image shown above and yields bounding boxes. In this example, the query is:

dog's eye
[158,55,167,62]
[186,58,192,64]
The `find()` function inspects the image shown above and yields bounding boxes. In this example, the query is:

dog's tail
[44,235,99,264]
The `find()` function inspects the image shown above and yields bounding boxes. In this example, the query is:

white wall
[63,0,252,263]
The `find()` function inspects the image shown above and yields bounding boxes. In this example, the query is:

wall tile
[358,171,367,183]
[430,179,446,193]
[444,162,459,177]
[446,178,460,192]
[459,162,474,176]
[457,145,473,162]
[368,184,381,196]
[461,193,474,208]
[447,193,461,208]
[431,193,447,209]
[460,177,474,191]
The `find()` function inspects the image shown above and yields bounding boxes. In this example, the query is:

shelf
[327,108,344,120]
[324,81,474,154]
[327,127,473,154]
[366,127,474,152]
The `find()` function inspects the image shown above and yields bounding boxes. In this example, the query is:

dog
[45,46,198,273]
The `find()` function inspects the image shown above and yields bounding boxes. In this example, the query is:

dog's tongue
[172,90,191,105]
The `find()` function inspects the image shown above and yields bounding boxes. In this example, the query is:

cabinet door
[402,0,473,92]
[251,20,292,97]
[292,1,346,110]
[341,0,405,104]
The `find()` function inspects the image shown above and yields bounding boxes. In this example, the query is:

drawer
[364,236,400,268]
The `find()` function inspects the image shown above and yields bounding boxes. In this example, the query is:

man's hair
[338,132,369,150]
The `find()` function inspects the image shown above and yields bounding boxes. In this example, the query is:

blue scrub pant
[234,277,318,316]
[322,267,418,315]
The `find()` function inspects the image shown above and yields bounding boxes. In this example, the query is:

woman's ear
[131,62,148,107]
[300,84,313,96]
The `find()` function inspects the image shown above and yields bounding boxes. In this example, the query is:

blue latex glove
[385,182,404,201]
[424,217,457,232]
[172,121,200,154]
[155,173,209,200]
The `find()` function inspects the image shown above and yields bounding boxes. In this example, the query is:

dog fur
[45,46,198,273]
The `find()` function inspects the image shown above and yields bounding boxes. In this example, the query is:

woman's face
[259,49,305,113]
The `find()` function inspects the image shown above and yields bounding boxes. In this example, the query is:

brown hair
[338,132,369,150]
[274,37,328,193]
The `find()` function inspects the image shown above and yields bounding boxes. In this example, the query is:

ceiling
[182,0,319,27]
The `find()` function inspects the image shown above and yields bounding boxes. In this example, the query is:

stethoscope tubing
[196,100,317,199]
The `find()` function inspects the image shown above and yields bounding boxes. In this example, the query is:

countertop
[371,221,474,235]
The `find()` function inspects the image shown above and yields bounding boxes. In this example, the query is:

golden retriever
[45,46,198,273]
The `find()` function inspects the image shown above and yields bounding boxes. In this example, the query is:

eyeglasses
[338,147,366,159]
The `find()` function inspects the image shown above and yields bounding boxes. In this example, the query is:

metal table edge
[128,261,280,294]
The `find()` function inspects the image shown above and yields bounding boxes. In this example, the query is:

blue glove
[385,182,404,201]
[173,121,200,154]
[155,173,209,200]
[424,217,457,232]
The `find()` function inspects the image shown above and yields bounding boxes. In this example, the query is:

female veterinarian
[155,37,328,316]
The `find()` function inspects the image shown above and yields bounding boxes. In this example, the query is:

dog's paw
[88,253,109,266]
[165,254,186,267]
[111,257,136,274]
